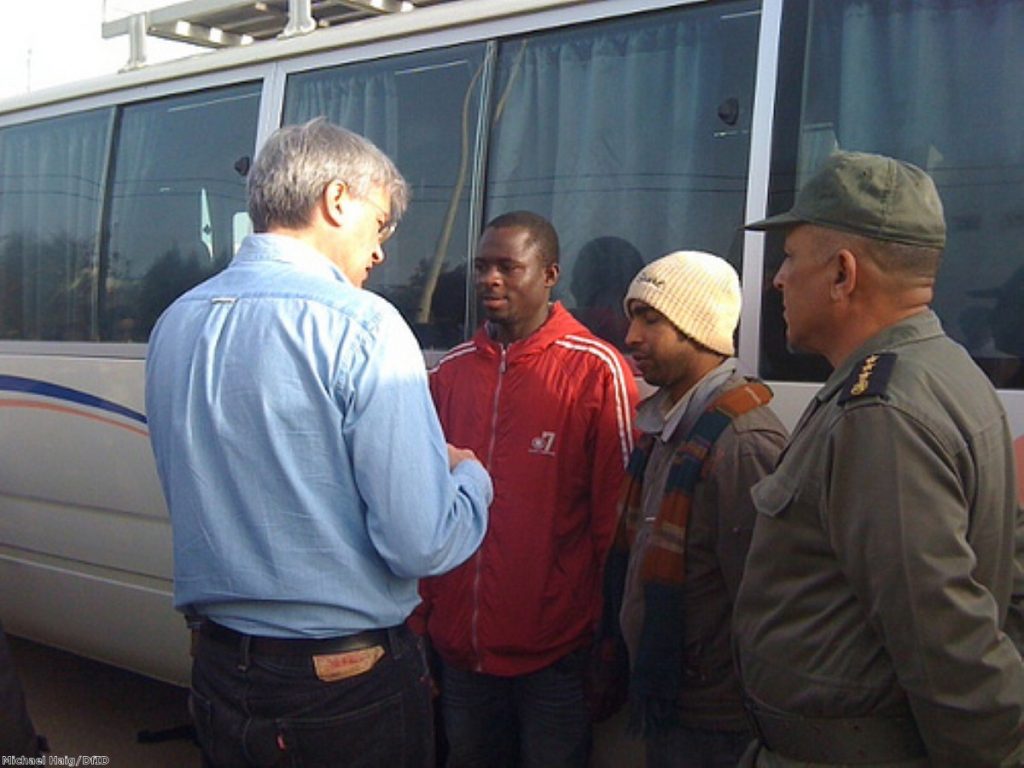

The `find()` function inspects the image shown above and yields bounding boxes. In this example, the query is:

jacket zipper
[471,345,507,671]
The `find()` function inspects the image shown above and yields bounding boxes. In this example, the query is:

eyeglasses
[360,196,397,244]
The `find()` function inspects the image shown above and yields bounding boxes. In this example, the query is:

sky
[0,0,200,101]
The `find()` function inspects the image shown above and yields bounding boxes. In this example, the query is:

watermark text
[2,756,110,766]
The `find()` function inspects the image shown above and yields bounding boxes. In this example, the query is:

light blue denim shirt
[146,234,491,638]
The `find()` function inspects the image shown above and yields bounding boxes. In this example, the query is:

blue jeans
[440,650,591,768]
[190,624,434,767]
[646,725,752,768]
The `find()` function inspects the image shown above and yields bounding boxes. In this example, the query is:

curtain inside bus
[0,110,111,341]
[284,44,487,350]
[762,0,1024,388]
[486,1,761,350]
[103,84,260,341]
[283,3,761,352]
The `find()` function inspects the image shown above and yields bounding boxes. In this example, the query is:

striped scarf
[602,381,773,735]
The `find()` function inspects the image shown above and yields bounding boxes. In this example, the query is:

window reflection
[103,84,260,341]
[570,236,644,350]
[762,0,1024,388]
[0,110,111,340]
[284,44,487,350]
[486,2,760,348]
[968,265,1024,388]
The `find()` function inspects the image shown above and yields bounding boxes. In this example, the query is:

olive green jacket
[734,310,1024,767]
[620,367,787,731]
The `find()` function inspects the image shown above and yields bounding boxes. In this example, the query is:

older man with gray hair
[146,118,491,767]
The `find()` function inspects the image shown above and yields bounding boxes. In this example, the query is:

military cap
[745,151,946,249]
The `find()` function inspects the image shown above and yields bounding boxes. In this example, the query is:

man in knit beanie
[602,250,787,768]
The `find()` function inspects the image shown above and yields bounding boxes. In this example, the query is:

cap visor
[744,210,804,231]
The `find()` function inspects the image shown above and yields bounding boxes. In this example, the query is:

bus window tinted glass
[763,0,1024,388]
[486,2,760,350]
[0,110,112,341]
[104,84,260,341]
[284,43,487,349]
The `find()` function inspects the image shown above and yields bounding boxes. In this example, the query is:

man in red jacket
[416,211,639,767]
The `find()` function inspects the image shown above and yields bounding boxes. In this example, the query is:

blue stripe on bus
[0,375,148,425]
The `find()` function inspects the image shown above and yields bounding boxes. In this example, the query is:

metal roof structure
[102,0,458,69]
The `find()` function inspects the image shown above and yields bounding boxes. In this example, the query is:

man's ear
[831,249,857,300]
[323,180,347,227]
[544,261,560,289]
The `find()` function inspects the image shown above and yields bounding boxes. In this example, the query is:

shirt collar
[236,233,350,285]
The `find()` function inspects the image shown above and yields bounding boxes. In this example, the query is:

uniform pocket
[750,460,826,535]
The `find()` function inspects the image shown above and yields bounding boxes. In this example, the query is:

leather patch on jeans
[313,646,385,682]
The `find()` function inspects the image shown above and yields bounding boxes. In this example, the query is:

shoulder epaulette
[837,352,896,404]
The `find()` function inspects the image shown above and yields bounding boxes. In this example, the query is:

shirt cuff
[452,457,494,506]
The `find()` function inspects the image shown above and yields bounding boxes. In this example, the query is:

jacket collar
[816,309,944,404]
[471,302,583,361]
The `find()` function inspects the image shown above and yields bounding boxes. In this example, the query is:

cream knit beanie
[623,251,741,355]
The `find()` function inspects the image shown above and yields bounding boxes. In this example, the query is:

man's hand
[447,443,479,470]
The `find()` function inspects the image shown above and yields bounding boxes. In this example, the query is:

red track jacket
[415,302,638,676]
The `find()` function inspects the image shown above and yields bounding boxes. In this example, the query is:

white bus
[1,0,1022,687]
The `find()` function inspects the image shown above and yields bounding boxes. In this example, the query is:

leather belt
[746,701,927,764]
[199,620,396,657]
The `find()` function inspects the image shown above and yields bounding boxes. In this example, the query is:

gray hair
[813,225,942,282]
[247,117,409,233]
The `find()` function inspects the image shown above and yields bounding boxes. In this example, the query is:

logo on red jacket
[529,431,557,456]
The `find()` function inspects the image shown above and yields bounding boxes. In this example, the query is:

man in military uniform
[735,151,1024,767]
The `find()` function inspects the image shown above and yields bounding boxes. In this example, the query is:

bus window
[284,43,488,349]
[762,0,1024,389]
[0,109,112,341]
[232,210,251,255]
[486,1,761,350]
[200,188,214,260]
[102,83,261,341]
